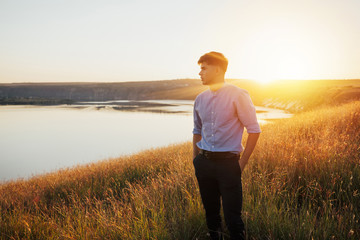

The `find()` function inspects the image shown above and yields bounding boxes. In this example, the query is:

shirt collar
[210,82,228,94]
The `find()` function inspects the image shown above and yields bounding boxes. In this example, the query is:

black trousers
[193,152,245,240]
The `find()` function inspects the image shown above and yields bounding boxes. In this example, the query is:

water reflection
[0,101,292,182]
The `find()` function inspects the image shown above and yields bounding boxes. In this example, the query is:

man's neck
[209,81,225,92]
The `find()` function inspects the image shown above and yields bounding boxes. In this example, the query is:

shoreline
[0,99,293,118]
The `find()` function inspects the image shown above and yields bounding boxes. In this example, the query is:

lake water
[0,100,292,182]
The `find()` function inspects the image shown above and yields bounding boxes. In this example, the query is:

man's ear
[216,66,223,76]
[215,66,221,75]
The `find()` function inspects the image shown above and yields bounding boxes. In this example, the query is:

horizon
[1,0,360,84]
[1,78,359,85]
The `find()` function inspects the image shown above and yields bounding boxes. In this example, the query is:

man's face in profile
[199,62,218,86]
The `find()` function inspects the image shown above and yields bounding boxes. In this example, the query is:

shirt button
[212,145,214,148]
[212,134,214,136]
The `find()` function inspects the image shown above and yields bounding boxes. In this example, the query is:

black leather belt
[199,149,239,159]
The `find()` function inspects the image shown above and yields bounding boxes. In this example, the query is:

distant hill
[1,79,359,112]
[0,79,207,101]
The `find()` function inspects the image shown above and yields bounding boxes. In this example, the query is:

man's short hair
[198,51,228,73]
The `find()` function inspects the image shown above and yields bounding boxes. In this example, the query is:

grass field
[1,101,359,239]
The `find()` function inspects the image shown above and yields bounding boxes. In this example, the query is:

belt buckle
[201,149,211,158]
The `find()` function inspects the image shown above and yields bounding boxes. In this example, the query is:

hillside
[1,101,359,239]
[0,79,206,102]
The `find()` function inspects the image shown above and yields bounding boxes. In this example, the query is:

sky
[1,0,360,84]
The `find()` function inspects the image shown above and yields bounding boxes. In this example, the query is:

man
[193,52,261,240]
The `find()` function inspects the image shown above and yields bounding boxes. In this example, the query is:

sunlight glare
[232,18,321,83]
[254,77,274,85]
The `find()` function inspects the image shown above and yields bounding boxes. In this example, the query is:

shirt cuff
[246,124,261,133]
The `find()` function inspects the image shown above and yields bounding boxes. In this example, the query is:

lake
[0,100,292,182]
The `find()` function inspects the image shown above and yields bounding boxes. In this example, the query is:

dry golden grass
[243,101,360,239]
[1,101,359,239]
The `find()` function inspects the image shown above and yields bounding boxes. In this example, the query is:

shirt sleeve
[235,90,261,133]
[192,99,202,135]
